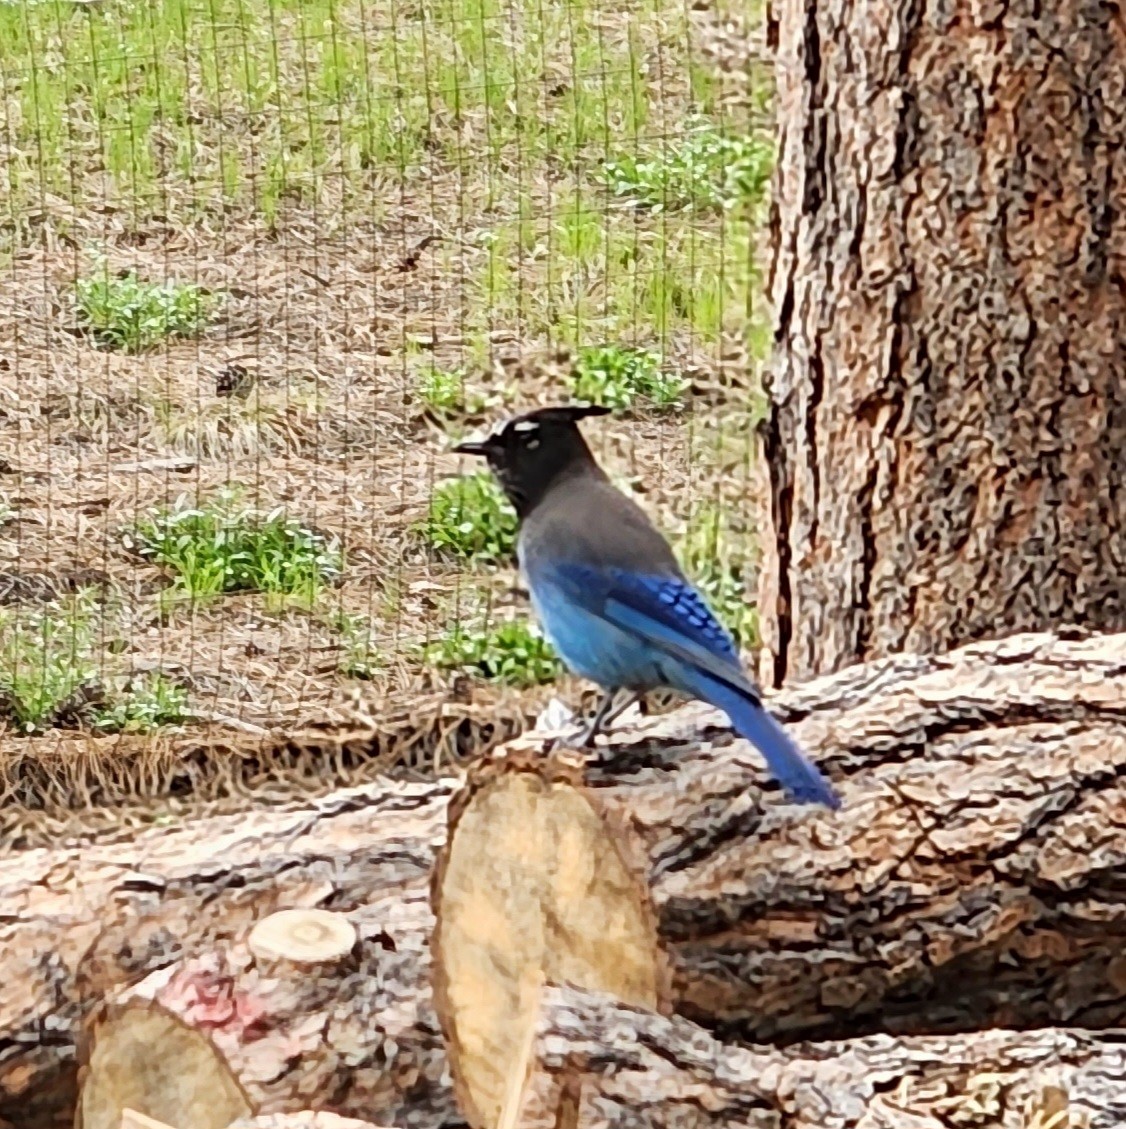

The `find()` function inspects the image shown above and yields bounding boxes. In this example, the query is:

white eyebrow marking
[513,420,539,433]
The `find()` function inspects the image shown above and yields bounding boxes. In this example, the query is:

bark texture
[120,1110,388,1129]
[2,633,1124,1125]
[226,1117,390,1129]
[623,631,1126,1043]
[760,0,1126,684]
[511,984,1126,1129]
[79,929,427,1129]
[0,778,458,1129]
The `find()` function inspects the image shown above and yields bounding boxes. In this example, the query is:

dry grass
[0,0,771,829]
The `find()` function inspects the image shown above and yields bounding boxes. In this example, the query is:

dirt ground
[0,0,768,845]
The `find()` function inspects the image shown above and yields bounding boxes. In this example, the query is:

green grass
[128,493,344,605]
[76,265,217,353]
[420,472,518,562]
[602,116,774,213]
[679,503,759,647]
[0,0,647,218]
[0,595,193,734]
[426,617,561,686]
[92,673,189,734]
[570,345,686,411]
[0,595,99,733]
[0,0,764,347]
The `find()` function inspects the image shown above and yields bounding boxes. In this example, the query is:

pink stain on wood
[165,964,269,1037]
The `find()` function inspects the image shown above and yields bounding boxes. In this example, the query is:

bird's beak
[453,438,491,457]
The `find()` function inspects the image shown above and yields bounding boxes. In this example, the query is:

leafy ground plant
[325,609,382,679]
[602,116,774,213]
[570,345,685,410]
[420,472,518,561]
[93,673,189,733]
[76,264,217,352]
[129,493,343,605]
[0,595,99,733]
[426,617,560,686]
[417,366,469,416]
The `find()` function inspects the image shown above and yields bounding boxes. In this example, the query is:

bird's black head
[453,404,611,517]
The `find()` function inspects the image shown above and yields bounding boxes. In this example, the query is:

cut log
[3,633,1125,1126]
[120,1113,175,1129]
[246,909,357,966]
[120,1110,388,1129]
[225,1117,390,1129]
[430,754,666,1129]
[604,631,1126,1043]
[79,912,417,1129]
[506,984,1126,1129]
[0,777,458,1129]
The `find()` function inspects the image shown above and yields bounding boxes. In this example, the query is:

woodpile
[119,1110,389,1129]
[2,632,1124,1129]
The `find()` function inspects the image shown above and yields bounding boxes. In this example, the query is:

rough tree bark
[759,0,1126,684]
[79,911,415,1129]
[119,1110,388,1129]
[3,634,1124,1126]
[0,779,460,1129]
[508,985,1126,1129]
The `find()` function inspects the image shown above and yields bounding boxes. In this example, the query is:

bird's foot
[546,720,598,752]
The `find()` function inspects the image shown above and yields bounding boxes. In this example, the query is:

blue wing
[540,560,839,808]
[541,561,748,690]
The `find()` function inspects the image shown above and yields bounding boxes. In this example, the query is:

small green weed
[93,673,189,734]
[570,345,686,411]
[426,618,561,687]
[417,366,468,416]
[0,595,99,733]
[602,117,774,213]
[128,493,343,605]
[326,609,381,679]
[76,264,217,352]
[420,472,518,561]
[680,504,759,647]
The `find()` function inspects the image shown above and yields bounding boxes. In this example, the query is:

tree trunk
[508,984,1126,1129]
[759,0,1126,685]
[3,633,1124,1125]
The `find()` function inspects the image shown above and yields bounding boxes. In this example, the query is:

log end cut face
[79,1008,252,1129]
[433,767,663,1129]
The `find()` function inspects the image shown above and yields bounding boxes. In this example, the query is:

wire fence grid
[0,0,773,790]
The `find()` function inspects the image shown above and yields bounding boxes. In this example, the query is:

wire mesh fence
[0,0,772,811]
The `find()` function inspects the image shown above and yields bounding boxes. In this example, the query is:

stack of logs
[4,632,1126,1129]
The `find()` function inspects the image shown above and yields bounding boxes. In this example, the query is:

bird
[453,403,839,809]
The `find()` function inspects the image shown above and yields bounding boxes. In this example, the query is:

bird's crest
[459,403,610,454]
[491,403,610,442]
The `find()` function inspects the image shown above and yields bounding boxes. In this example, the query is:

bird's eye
[525,437,540,450]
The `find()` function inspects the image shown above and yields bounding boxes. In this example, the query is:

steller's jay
[454,404,839,809]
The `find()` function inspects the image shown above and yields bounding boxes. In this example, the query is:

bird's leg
[598,690,643,731]
[575,687,621,747]
[577,688,644,746]
[548,690,643,751]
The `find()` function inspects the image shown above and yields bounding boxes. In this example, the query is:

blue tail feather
[678,668,839,809]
